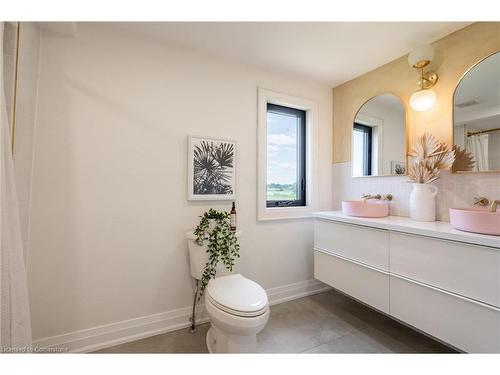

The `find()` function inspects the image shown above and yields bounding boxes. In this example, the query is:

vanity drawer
[390,275,500,353]
[390,232,500,307]
[314,220,389,271]
[314,249,389,313]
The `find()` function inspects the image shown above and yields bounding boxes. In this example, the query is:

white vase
[409,183,438,222]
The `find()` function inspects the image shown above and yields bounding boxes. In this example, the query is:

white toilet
[187,232,270,353]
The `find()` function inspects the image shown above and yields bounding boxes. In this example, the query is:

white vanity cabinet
[313,212,500,353]
[389,232,500,308]
[314,250,390,313]
[314,219,389,271]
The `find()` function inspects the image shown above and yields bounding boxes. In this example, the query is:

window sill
[257,205,316,221]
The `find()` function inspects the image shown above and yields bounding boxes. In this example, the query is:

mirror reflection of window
[352,94,406,177]
[352,124,372,176]
[453,51,500,173]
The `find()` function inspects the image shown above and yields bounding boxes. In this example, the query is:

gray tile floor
[95,290,456,353]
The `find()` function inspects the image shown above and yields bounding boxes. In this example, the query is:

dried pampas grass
[407,133,455,184]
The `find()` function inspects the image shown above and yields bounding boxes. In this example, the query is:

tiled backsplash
[333,162,500,221]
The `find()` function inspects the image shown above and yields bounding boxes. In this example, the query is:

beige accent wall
[333,22,500,164]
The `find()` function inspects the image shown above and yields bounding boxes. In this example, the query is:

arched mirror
[352,94,407,177]
[453,51,500,173]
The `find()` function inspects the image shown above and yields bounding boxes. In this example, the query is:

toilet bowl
[205,274,269,353]
[186,232,270,353]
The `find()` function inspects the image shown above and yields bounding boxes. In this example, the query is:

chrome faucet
[489,200,499,212]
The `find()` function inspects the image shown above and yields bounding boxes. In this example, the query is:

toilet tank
[186,231,241,280]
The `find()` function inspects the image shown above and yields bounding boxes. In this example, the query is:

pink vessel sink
[342,200,390,218]
[449,208,500,236]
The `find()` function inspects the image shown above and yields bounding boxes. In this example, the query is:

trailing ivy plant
[194,208,240,300]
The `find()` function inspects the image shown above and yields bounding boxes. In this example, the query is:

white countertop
[313,211,500,249]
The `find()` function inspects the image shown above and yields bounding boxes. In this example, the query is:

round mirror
[352,94,407,177]
[453,51,500,173]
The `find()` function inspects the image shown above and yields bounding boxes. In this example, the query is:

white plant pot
[409,183,438,222]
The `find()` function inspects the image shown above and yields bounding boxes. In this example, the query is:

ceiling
[454,51,500,126]
[458,114,500,131]
[103,22,471,86]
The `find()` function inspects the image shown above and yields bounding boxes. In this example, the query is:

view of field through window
[266,109,300,201]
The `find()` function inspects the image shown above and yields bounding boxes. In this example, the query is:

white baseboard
[32,278,330,353]
[266,278,331,306]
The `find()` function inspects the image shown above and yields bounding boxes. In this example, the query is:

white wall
[489,132,500,170]
[28,24,332,341]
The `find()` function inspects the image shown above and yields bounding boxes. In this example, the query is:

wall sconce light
[408,45,438,111]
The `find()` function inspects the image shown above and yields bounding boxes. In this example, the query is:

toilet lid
[206,274,269,317]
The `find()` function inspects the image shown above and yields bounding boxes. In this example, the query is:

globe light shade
[408,44,435,67]
[409,89,437,112]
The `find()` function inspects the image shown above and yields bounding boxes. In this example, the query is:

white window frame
[257,88,319,221]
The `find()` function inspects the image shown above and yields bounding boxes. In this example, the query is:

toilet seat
[207,294,269,317]
[206,274,269,318]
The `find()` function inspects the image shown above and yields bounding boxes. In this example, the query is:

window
[257,88,318,221]
[266,104,306,207]
[352,123,372,176]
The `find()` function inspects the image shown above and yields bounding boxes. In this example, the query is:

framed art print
[391,160,406,175]
[188,136,236,200]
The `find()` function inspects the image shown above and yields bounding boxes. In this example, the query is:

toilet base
[206,324,258,353]
[206,327,216,353]
[203,275,270,353]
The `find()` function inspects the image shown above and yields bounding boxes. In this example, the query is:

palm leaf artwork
[407,133,455,184]
[193,140,234,195]
[394,164,406,175]
[451,145,475,173]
